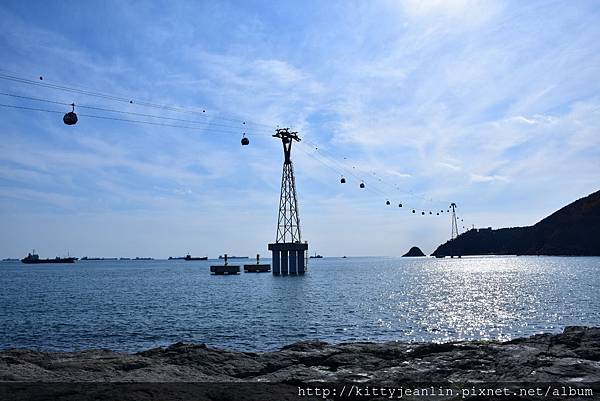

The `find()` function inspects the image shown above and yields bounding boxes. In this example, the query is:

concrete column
[297,250,305,274]
[272,250,280,275]
[281,250,288,275]
[288,250,297,274]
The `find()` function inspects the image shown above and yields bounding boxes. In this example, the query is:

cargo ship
[21,251,77,264]
[218,255,248,259]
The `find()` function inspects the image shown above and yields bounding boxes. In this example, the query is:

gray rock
[1,327,599,384]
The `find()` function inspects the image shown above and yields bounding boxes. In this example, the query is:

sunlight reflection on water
[1,256,599,351]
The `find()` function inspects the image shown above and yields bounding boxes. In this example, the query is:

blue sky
[0,0,599,258]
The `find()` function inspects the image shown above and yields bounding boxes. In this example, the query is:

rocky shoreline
[1,326,599,383]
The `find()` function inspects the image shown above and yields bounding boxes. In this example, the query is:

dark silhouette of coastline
[432,190,600,257]
[169,255,208,261]
[81,257,118,261]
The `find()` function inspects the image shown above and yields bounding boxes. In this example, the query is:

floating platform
[244,264,271,273]
[210,265,240,275]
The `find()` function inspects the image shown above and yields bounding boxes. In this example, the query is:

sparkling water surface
[1,256,599,352]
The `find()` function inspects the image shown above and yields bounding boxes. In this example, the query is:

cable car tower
[268,128,308,275]
[450,202,459,240]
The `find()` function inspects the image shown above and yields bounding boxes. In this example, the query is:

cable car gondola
[398,203,402,208]
[421,211,425,215]
[359,181,365,188]
[63,103,77,125]
[340,176,346,184]
[386,200,390,205]
[241,133,249,146]
[412,209,415,213]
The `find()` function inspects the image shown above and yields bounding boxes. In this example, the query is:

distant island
[432,190,600,257]
[402,246,425,257]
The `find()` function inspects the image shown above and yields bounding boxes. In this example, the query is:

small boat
[21,251,77,264]
[309,253,323,259]
[184,254,208,261]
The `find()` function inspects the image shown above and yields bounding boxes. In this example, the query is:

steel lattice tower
[450,202,459,240]
[274,129,302,242]
[268,128,308,275]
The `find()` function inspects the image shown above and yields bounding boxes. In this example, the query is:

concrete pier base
[267,242,308,275]
[210,265,240,275]
[244,264,271,273]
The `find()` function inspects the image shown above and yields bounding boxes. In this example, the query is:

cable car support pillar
[268,128,308,275]
[450,202,460,258]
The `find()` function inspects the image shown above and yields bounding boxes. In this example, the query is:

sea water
[1,256,599,352]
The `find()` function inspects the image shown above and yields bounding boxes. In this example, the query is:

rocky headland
[432,190,600,257]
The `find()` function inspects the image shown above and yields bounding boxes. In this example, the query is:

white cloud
[438,162,462,172]
[470,173,509,183]
[385,169,412,178]
[400,0,503,31]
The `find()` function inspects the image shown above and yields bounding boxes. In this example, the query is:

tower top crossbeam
[272,127,300,141]
[273,128,300,165]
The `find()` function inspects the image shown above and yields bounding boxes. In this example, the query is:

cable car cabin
[386,200,390,205]
[398,203,402,207]
[340,177,346,184]
[63,111,77,125]
[421,211,425,215]
[241,136,249,146]
[63,103,77,125]
[359,182,365,188]
[412,209,415,213]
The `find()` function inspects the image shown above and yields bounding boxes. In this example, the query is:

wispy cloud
[470,173,509,183]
